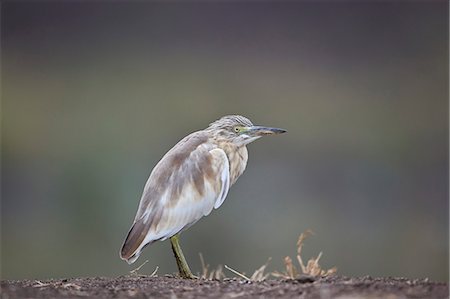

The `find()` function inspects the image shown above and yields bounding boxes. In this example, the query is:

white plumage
[120,115,285,276]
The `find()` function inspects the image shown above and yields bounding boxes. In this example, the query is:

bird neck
[217,142,249,185]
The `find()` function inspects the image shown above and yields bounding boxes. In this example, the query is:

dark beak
[247,126,287,136]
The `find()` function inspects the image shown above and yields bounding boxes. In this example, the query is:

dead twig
[149,266,159,277]
[129,259,158,277]
[224,265,251,281]
[130,259,149,275]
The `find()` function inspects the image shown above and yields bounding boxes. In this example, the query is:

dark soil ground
[1,275,448,299]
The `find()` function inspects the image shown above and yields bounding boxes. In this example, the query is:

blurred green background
[2,1,448,281]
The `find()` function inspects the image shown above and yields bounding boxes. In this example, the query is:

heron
[120,115,286,278]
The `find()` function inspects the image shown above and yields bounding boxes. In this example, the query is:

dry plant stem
[130,260,149,275]
[199,253,209,279]
[150,266,159,277]
[285,256,296,279]
[297,230,313,273]
[170,234,195,279]
[250,258,272,281]
[213,265,225,280]
[224,265,251,281]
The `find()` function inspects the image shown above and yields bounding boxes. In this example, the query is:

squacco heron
[120,115,286,278]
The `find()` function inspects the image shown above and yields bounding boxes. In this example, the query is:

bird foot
[179,272,198,279]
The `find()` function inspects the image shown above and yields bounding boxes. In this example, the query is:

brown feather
[119,115,275,264]
[121,131,216,261]
[135,131,209,219]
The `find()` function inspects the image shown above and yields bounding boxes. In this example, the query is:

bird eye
[234,127,240,133]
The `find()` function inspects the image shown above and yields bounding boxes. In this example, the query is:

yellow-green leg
[170,234,195,279]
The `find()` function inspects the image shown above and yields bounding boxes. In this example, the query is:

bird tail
[120,218,151,264]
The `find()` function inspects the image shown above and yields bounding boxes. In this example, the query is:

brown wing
[120,132,230,264]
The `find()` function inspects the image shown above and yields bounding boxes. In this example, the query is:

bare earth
[1,275,448,299]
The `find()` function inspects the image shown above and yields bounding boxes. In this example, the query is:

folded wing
[120,133,230,264]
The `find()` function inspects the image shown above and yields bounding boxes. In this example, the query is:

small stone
[296,275,316,283]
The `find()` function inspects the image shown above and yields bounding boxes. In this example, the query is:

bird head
[207,115,286,146]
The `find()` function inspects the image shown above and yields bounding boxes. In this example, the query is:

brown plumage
[120,115,286,276]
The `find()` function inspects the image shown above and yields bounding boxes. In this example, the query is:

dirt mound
[1,275,448,299]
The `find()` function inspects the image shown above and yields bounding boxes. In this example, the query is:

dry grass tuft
[272,230,337,279]
[197,231,335,281]
[199,252,271,282]
[199,253,226,280]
